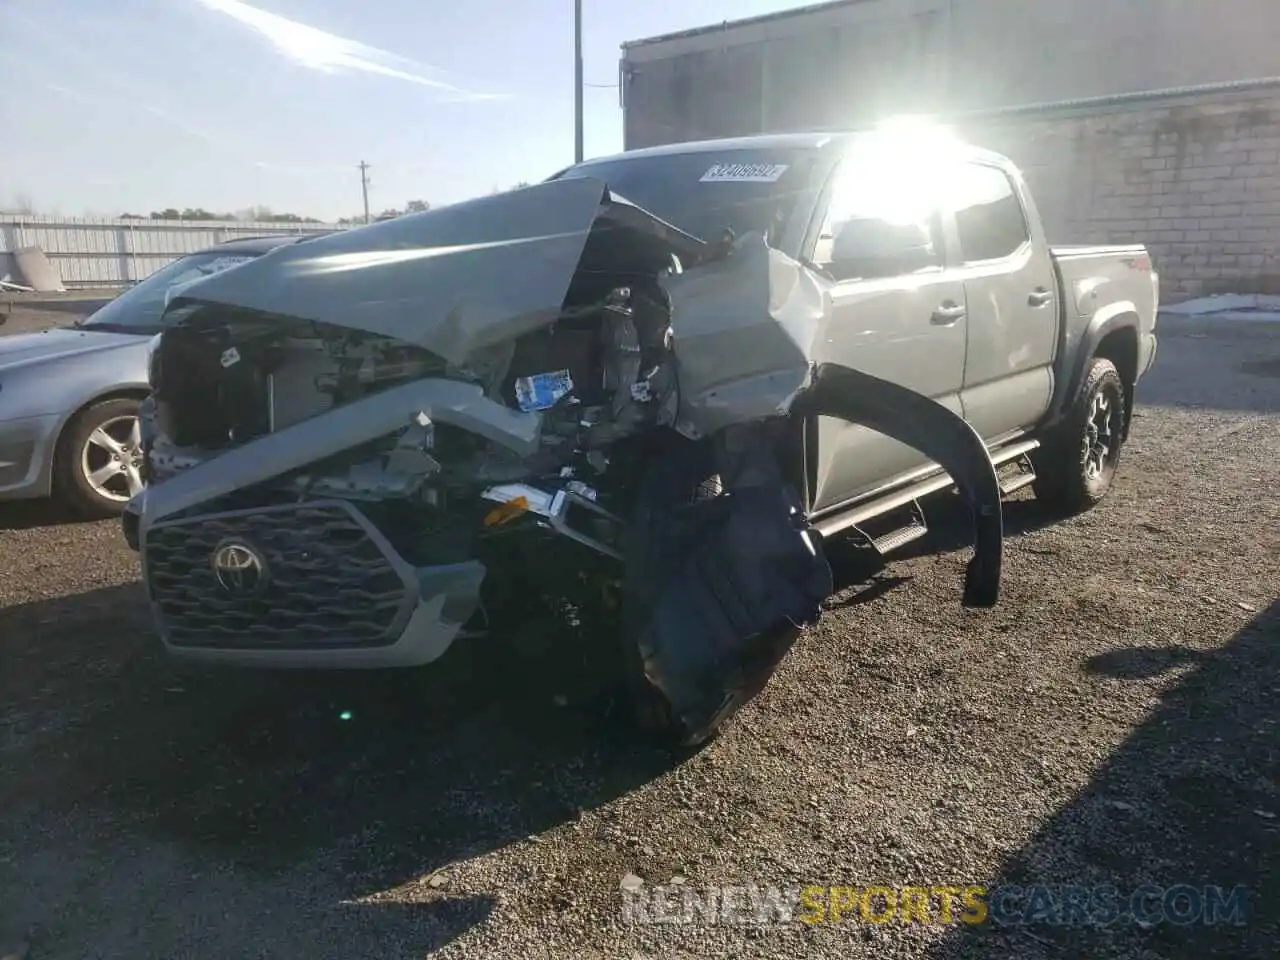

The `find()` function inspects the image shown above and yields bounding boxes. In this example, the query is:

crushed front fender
[631,362,1004,746]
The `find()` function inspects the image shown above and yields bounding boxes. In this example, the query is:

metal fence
[0,216,344,289]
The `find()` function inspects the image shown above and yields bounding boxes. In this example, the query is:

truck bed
[1050,242,1159,387]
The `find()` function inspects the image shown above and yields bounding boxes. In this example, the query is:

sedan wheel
[81,415,144,503]
[55,397,145,518]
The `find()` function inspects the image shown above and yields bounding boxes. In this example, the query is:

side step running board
[872,519,930,555]
[998,451,1038,496]
[866,498,929,556]
[813,438,1040,542]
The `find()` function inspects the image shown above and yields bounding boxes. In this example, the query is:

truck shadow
[0,499,88,530]
[0,581,674,955]
[925,599,1280,959]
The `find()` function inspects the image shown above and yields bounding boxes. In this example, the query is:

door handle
[931,302,967,325]
[1028,288,1054,307]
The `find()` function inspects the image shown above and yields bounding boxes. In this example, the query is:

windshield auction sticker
[700,162,789,183]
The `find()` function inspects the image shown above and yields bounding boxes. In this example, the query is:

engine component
[495,282,677,475]
[480,481,625,560]
[150,312,450,454]
[151,321,273,447]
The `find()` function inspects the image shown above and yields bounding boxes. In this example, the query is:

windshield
[77,251,260,333]
[556,149,819,249]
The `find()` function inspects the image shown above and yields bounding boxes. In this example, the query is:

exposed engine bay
[129,175,1004,746]
[143,271,682,572]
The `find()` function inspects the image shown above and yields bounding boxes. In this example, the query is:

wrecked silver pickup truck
[122,129,1158,745]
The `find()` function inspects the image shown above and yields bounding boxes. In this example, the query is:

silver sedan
[0,235,309,517]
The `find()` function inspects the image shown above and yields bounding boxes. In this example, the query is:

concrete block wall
[959,87,1280,300]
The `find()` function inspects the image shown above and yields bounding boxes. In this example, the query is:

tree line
[332,186,531,225]
[120,206,327,223]
[7,183,538,223]
[336,199,432,225]
[119,200,432,224]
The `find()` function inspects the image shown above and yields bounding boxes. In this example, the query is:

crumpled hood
[166,174,833,443]
[0,326,145,371]
[167,176,706,367]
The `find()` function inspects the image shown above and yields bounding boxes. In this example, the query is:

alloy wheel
[1082,391,1119,481]
[80,415,144,503]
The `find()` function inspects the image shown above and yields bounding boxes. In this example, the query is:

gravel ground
[0,305,1277,959]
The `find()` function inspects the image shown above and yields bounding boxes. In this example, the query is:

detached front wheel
[1033,357,1126,513]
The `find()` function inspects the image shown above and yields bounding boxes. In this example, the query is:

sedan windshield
[555,148,820,250]
[77,251,259,334]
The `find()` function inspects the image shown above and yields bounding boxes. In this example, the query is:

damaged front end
[133,178,692,668]
[129,175,1002,743]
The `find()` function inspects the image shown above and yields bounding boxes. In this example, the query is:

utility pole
[573,0,584,163]
[357,161,371,224]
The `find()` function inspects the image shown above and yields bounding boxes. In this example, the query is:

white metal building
[620,0,1280,297]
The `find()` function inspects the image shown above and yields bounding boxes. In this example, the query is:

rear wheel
[1032,357,1126,513]
[54,398,144,519]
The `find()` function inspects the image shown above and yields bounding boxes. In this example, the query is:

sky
[0,0,819,220]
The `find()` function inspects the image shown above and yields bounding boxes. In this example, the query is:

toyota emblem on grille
[211,540,268,597]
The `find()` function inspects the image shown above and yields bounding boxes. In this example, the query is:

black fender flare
[1048,309,1140,432]
[791,362,1003,607]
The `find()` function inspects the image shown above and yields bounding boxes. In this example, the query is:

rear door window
[951,164,1030,263]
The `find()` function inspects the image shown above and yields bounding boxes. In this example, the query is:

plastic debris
[483,496,530,528]
[515,369,573,411]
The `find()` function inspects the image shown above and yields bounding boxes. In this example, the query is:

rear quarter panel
[1049,245,1158,419]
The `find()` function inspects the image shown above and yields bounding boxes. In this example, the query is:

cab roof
[573,130,1007,169]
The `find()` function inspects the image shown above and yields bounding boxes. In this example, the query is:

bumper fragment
[481,482,624,559]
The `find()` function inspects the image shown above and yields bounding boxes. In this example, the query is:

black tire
[54,397,144,519]
[1032,357,1126,514]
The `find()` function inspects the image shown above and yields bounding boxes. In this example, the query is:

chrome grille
[144,500,415,649]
